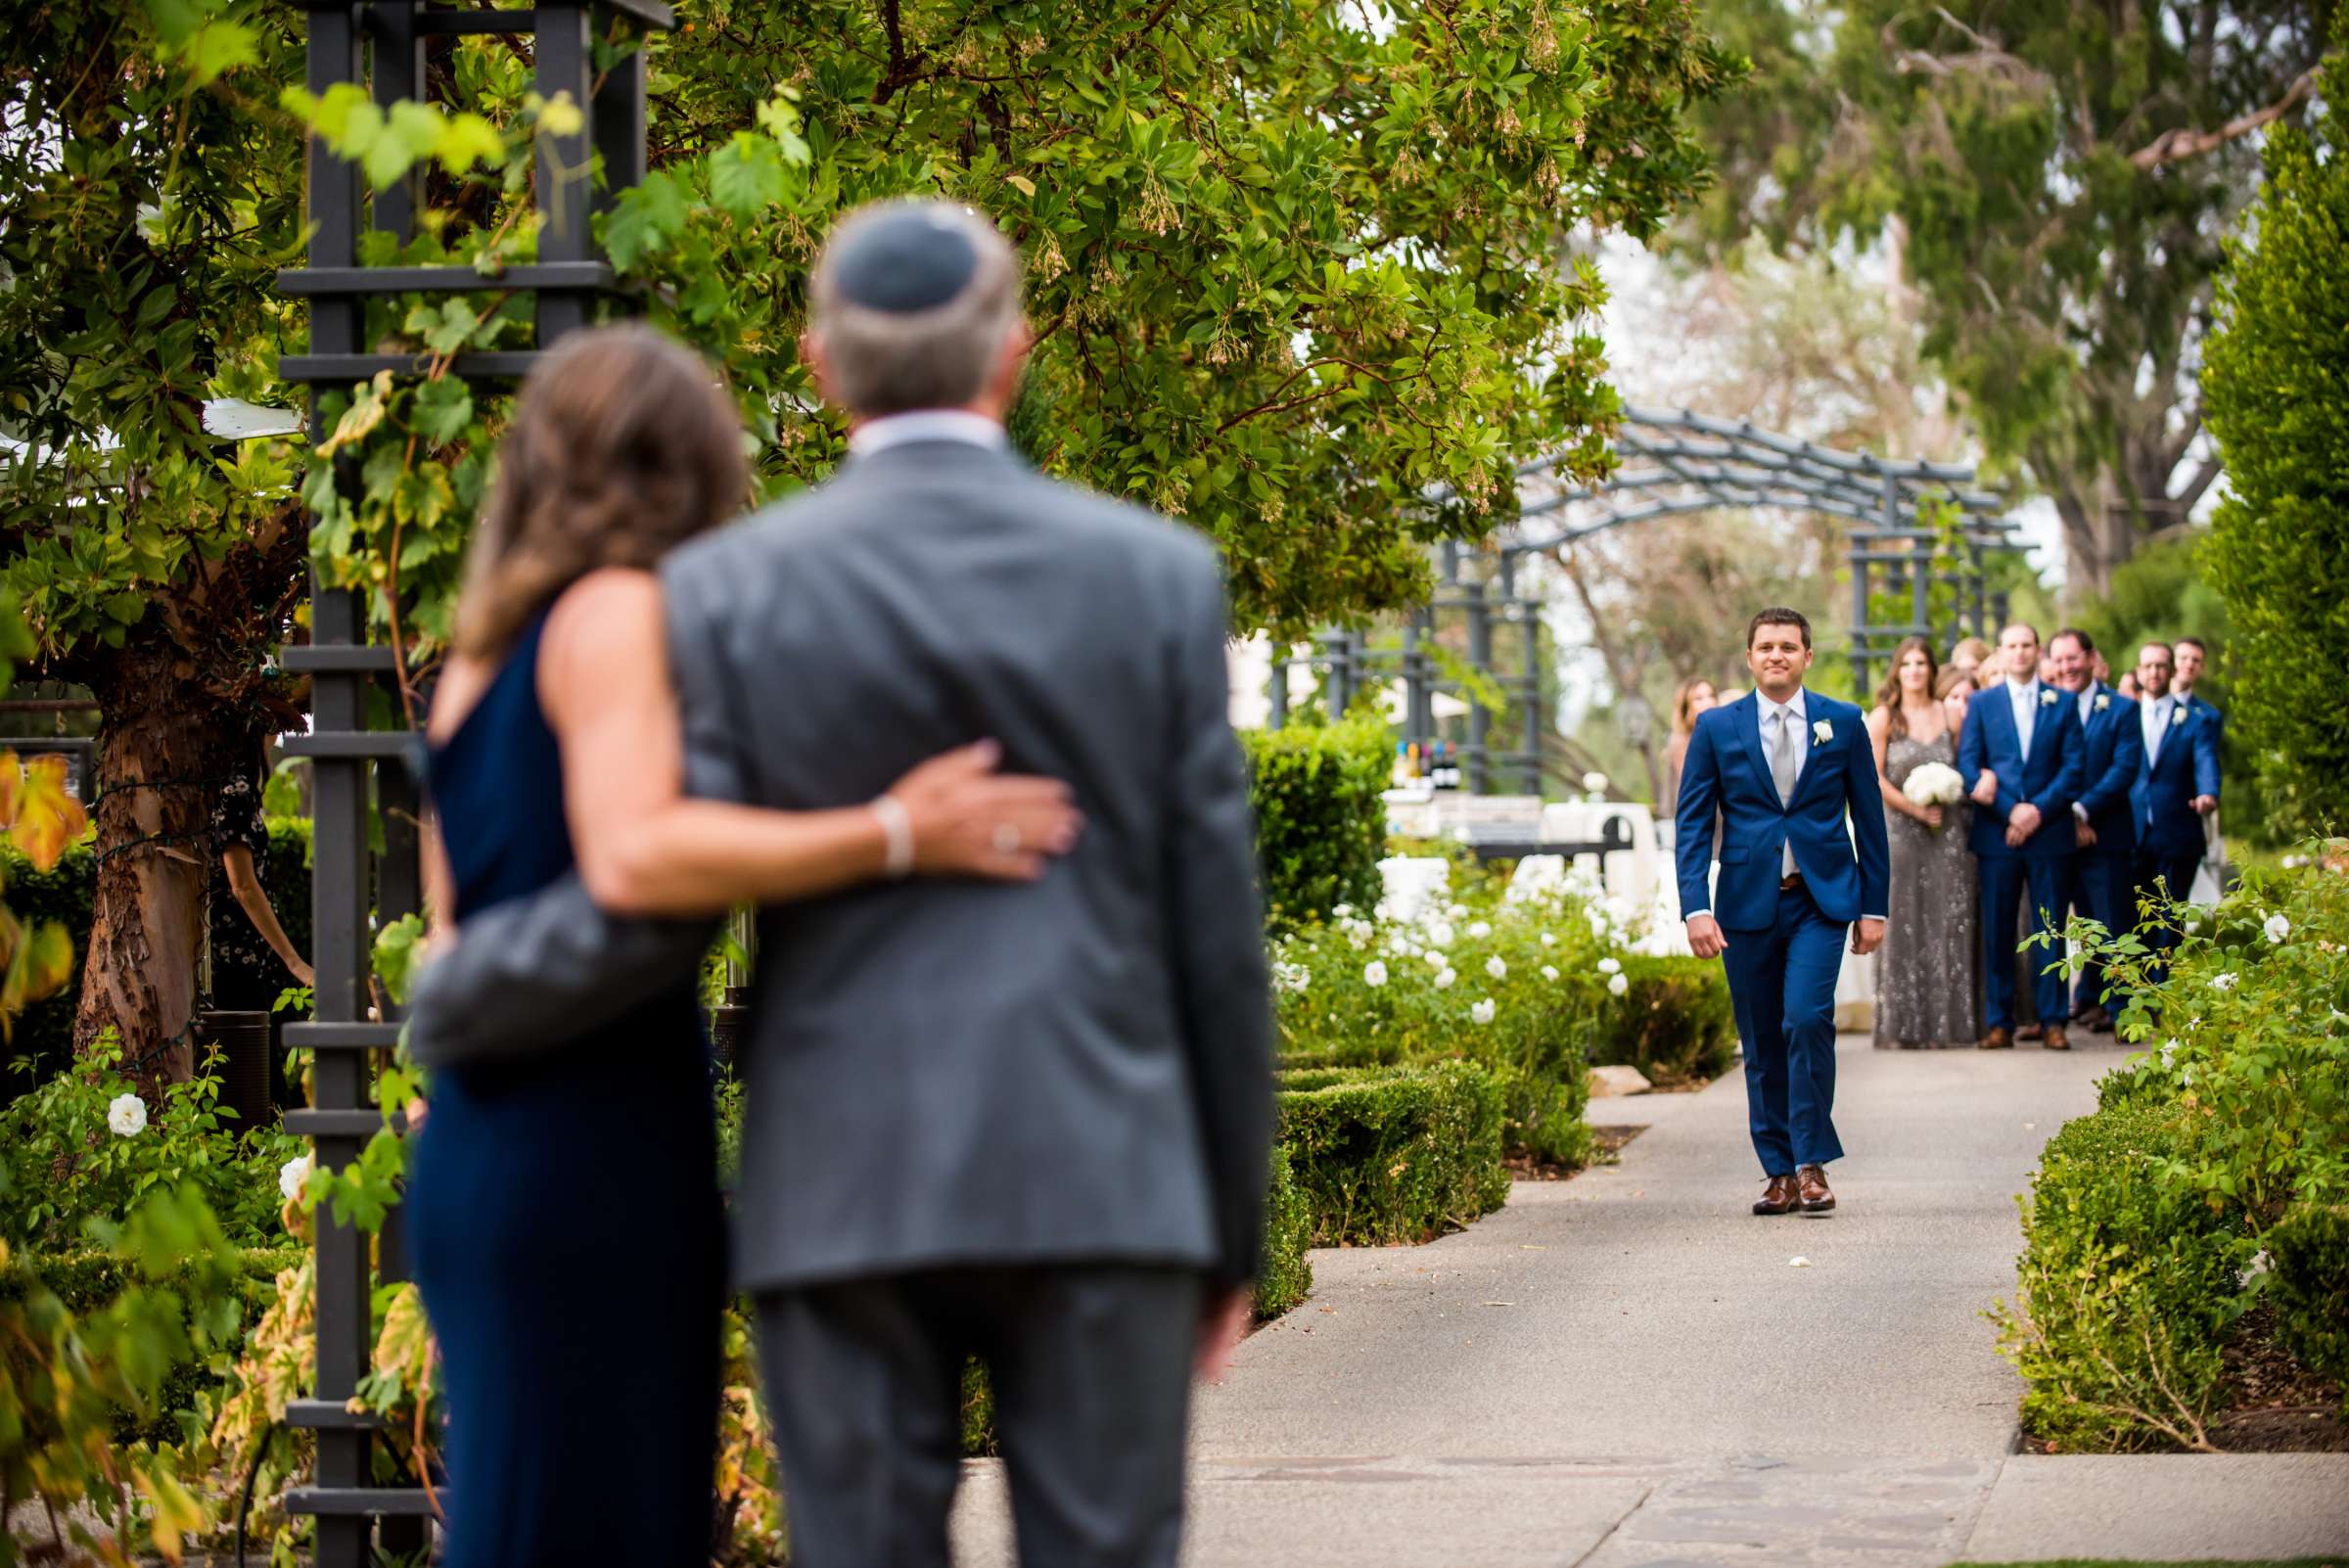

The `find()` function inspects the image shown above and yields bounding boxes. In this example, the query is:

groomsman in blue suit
[1676,609,1890,1218]
[2046,628,2142,1033]
[1958,623,2086,1051]
[2129,640,2222,968]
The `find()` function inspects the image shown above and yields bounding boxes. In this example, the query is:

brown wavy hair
[453,324,750,658]
[1873,635,1940,739]
[1670,675,1718,738]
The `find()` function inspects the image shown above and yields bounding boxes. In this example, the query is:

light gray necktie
[1772,708,1800,875]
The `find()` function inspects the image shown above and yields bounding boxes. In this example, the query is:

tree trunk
[72,628,243,1084]
[60,507,307,1088]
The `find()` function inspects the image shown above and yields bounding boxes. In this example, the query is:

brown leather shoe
[1978,1027,2013,1050]
[2042,1025,2070,1051]
[2016,1023,2046,1042]
[1797,1164,1835,1213]
[2076,1007,2113,1034]
[1753,1174,1799,1216]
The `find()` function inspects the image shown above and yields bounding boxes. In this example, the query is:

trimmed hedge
[1241,715,1389,935]
[2266,1204,2349,1407]
[0,1244,304,1445]
[1256,1142,1314,1318]
[1589,955,1737,1085]
[1998,1101,2246,1452]
[1276,1061,1509,1246]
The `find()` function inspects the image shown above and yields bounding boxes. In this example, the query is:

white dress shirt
[2142,692,2173,764]
[1759,691,1806,879]
[847,408,1009,457]
[2006,675,2039,757]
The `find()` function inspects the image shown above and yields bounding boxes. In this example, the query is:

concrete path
[951,1035,2349,1565]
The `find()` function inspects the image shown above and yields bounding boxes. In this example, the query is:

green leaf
[436,112,506,175]
[601,170,689,271]
[710,132,789,217]
[183,19,257,85]
[409,377,474,445]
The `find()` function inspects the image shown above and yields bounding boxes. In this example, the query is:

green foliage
[1275,1061,1509,1245]
[2059,853,2349,1220]
[0,1032,302,1254]
[2202,45,2349,841]
[1995,1100,2244,1452]
[2264,1203,2349,1405]
[1,842,95,1089]
[1692,0,2328,582]
[0,1242,300,1449]
[2004,851,2349,1448]
[0,1183,241,1566]
[1591,953,1738,1085]
[1255,1142,1315,1320]
[1242,715,1392,934]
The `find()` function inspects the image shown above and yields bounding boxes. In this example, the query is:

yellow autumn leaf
[135,1456,210,1563]
[22,919,72,1001]
[1006,173,1036,196]
[10,752,88,869]
[314,370,394,457]
[371,1280,435,1396]
[0,749,19,825]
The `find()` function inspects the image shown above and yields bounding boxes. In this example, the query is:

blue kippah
[832,208,979,313]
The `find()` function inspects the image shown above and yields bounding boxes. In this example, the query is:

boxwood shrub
[1255,1141,1314,1318]
[1240,715,1389,935]
[1589,954,1736,1085]
[1996,1100,2248,1452]
[2265,1203,2349,1406]
[1276,1061,1508,1246]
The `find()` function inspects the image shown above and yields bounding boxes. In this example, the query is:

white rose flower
[1426,948,1451,969]
[1607,972,1630,997]
[1426,920,1456,949]
[2211,971,2238,992]
[1448,902,1470,921]
[1542,965,1560,982]
[1435,967,1457,990]
[107,1093,148,1138]
[1362,960,1389,988]
[2161,1038,2181,1068]
[1470,998,1497,1025]
[1486,956,1507,981]
[1373,901,1393,921]
[1468,920,1492,940]
[2264,913,2291,944]
[2239,1249,2273,1287]
[1541,933,1557,947]
[2039,688,2057,707]
[279,1154,312,1202]
[1349,932,1369,950]
[1596,956,1623,975]
[1813,717,1834,743]
[1331,903,1354,919]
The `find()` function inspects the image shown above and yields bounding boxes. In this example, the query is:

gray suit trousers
[755,1265,1202,1568]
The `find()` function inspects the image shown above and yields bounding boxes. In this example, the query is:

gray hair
[808,201,1023,417]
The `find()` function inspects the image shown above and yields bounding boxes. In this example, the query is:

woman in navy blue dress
[409,325,1081,1568]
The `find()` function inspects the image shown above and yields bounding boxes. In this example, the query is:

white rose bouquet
[1902,761,1966,833]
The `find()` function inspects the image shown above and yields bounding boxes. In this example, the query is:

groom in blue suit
[1676,609,1889,1218]
[1958,623,2086,1050]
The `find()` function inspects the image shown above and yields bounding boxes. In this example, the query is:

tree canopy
[1689,0,2331,590]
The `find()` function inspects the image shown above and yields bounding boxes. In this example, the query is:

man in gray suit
[406,201,1275,1567]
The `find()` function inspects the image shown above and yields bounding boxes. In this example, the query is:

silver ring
[992,824,1022,853]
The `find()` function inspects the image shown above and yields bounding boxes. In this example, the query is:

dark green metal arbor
[1269,408,2028,794]
[276,3,670,1561]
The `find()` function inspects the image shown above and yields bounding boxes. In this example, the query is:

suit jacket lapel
[1731,692,1778,809]
[1789,695,1833,810]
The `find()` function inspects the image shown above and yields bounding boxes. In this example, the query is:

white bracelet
[872,794,915,879]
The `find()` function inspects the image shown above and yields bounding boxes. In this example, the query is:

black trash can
[196,1007,276,1132]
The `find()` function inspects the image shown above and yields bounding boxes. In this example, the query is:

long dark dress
[1874,725,1980,1048]
[408,614,723,1568]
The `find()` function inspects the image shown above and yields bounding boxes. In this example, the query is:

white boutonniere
[2173,705,2189,727]
[1812,718,1833,745]
[2039,688,2058,708]
[2095,693,2111,712]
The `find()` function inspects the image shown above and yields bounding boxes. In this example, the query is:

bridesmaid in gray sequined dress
[1867,637,1980,1048]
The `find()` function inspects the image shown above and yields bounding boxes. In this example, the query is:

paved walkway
[951,1034,2349,1564]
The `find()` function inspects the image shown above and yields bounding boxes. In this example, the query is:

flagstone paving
[950,1035,2349,1565]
